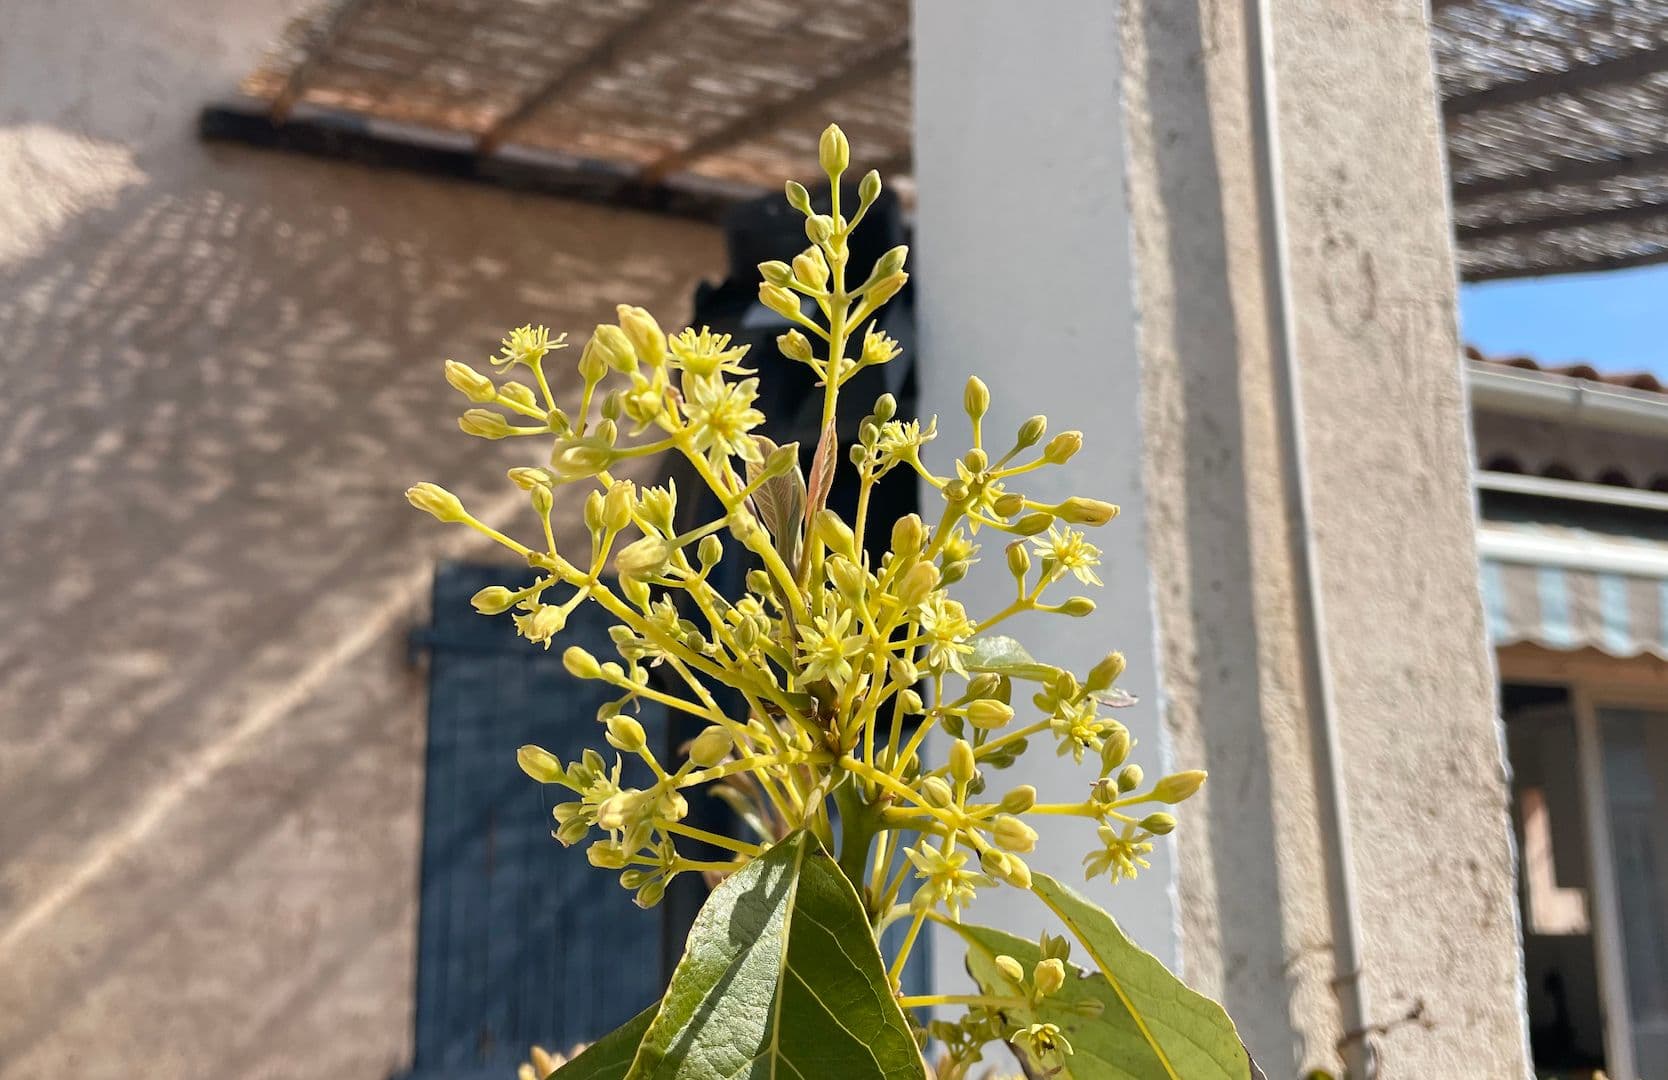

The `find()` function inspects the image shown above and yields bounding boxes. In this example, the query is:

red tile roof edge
[1465,345,1666,395]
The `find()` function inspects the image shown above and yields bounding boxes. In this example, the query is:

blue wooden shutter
[403,563,666,1079]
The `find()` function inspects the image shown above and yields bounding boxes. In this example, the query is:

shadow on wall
[1132,0,1307,1073]
[0,139,720,1080]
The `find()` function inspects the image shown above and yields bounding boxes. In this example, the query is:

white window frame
[1501,646,1668,1080]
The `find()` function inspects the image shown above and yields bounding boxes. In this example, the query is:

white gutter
[1467,363,1668,438]
[1476,470,1668,514]
[1245,2,1373,1075]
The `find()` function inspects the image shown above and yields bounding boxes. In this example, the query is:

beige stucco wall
[0,3,721,1078]
[1122,1,1530,1076]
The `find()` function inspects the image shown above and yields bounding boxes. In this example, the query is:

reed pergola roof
[219,0,1668,281]
[1434,0,1668,280]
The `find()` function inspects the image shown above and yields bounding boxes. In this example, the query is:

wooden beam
[1457,199,1668,241]
[201,100,763,222]
[476,0,701,155]
[640,40,910,182]
[1461,245,1668,282]
[271,0,377,122]
[1444,44,1668,118]
[1453,148,1668,201]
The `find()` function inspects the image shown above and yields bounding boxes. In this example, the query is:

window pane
[1599,708,1668,1077]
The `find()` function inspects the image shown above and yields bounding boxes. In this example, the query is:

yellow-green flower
[1049,699,1113,762]
[670,326,754,378]
[797,609,864,686]
[1014,1022,1072,1062]
[494,324,564,370]
[917,593,976,675]
[1083,823,1154,883]
[1033,526,1103,586]
[683,375,765,466]
[906,839,990,922]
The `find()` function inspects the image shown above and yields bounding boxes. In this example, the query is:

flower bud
[1086,651,1126,693]
[758,260,793,287]
[517,744,562,783]
[551,442,615,481]
[1043,431,1083,464]
[1034,958,1066,997]
[1141,812,1178,836]
[873,245,908,280]
[1013,512,1054,536]
[603,481,636,532]
[445,360,496,402]
[1058,597,1096,617]
[406,482,467,523]
[867,272,907,307]
[963,376,990,421]
[981,848,1032,889]
[633,877,667,910]
[890,655,920,685]
[813,509,857,561]
[605,715,648,753]
[993,492,1026,518]
[949,739,977,786]
[1099,724,1132,773]
[995,954,1025,984]
[616,536,670,580]
[587,841,630,869]
[471,586,517,615]
[688,725,732,768]
[1006,542,1031,579]
[898,688,924,715]
[563,646,603,680]
[530,485,553,516]
[577,335,609,383]
[1117,763,1144,793]
[1016,415,1047,449]
[858,168,882,206]
[992,814,1038,854]
[728,506,766,548]
[827,556,866,601]
[616,305,667,367]
[818,123,850,176]
[792,247,829,291]
[920,775,954,808]
[896,561,940,608]
[999,785,1037,814]
[891,513,926,559]
[583,489,605,532]
[1151,769,1208,804]
[777,329,814,362]
[500,381,539,410]
[759,283,802,320]
[967,699,1014,730]
[805,215,834,244]
[459,409,512,439]
[940,559,971,586]
[1058,497,1119,526]
[962,449,988,475]
[508,466,552,491]
[590,323,638,373]
[1090,777,1118,804]
[697,534,723,569]
[785,180,812,214]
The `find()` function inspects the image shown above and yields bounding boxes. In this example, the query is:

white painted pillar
[911,0,1178,993]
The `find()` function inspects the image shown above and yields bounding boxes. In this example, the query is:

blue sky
[1460,263,1668,377]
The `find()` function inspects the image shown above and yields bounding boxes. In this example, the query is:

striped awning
[1479,521,1668,658]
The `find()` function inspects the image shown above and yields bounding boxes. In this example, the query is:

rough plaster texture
[1121,0,1531,1076]
[0,3,721,1077]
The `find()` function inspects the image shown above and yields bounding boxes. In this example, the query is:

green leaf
[966,635,1061,683]
[626,830,926,1080]
[948,875,1249,1080]
[549,1002,658,1079]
